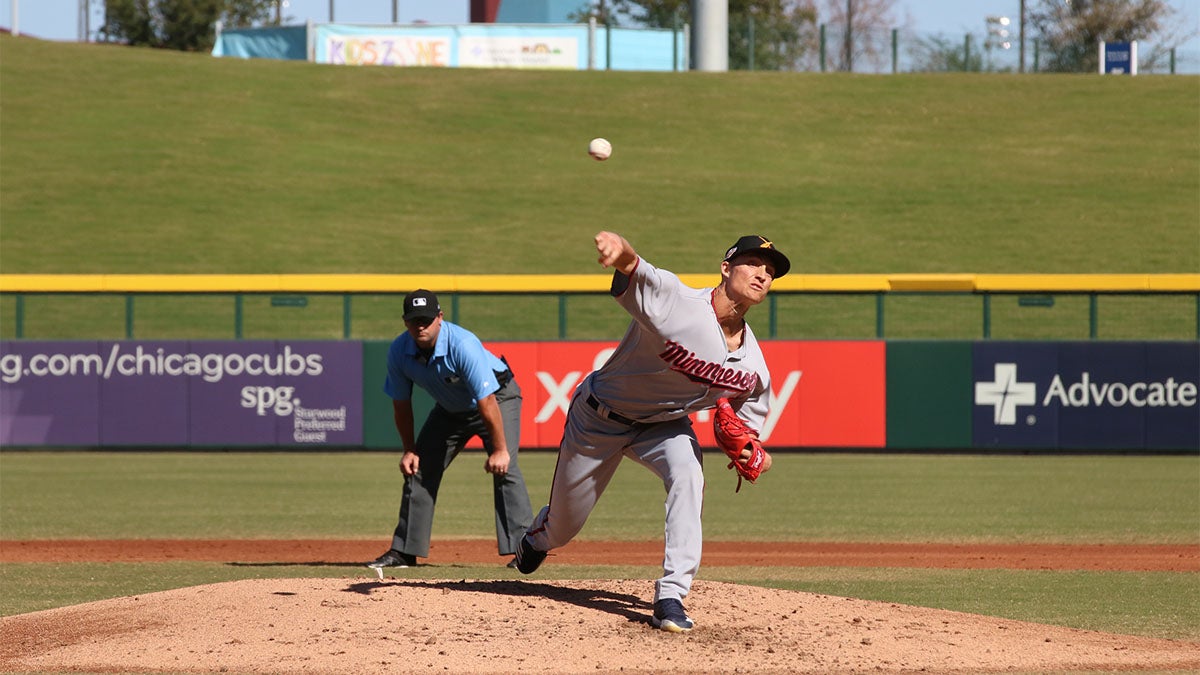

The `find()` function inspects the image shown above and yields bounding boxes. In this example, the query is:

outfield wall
[2,339,1195,451]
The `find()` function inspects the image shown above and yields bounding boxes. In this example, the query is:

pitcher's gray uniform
[518,233,789,630]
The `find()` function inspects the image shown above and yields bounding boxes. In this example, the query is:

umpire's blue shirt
[384,321,507,413]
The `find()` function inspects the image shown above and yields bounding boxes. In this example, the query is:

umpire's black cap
[402,289,441,321]
[723,235,791,278]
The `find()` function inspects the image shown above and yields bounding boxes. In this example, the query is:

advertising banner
[482,340,886,449]
[972,341,1198,450]
[0,341,363,447]
[306,23,680,71]
[313,24,580,69]
[1101,40,1137,75]
[458,36,578,69]
[0,341,103,446]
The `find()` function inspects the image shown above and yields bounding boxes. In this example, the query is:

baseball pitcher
[513,231,787,633]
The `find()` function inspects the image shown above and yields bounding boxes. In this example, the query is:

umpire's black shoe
[367,549,416,569]
[513,535,546,574]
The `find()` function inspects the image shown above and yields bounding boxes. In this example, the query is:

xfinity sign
[973,342,1199,450]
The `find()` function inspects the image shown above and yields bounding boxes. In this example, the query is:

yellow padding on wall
[0,274,1197,294]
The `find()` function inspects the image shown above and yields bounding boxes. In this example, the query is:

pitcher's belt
[585,394,641,426]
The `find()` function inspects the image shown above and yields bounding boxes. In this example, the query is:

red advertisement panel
[484,341,618,449]
[762,341,887,448]
[486,340,886,450]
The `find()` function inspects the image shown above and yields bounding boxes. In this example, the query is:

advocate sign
[973,342,1198,449]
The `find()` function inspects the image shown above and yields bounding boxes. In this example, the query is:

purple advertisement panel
[0,340,362,448]
[188,341,285,446]
[0,341,103,446]
[187,341,363,447]
[275,340,362,446]
[99,341,190,446]
[974,341,1199,450]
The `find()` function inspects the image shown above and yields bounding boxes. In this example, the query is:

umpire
[368,289,533,569]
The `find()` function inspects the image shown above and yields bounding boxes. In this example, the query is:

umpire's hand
[400,450,420,476]
[485,449,511,476]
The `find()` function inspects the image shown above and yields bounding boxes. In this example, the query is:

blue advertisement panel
[1145,342,1200,449]
[1056,343,1147,449]
[1103,41,1134,74]
[973,342,1059,448]
[973,342,1199,450]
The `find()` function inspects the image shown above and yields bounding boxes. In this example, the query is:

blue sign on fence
[973,341,1199,450]
[1101,40,1137,75]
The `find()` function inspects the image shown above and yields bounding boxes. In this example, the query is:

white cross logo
[975,363,1037,425]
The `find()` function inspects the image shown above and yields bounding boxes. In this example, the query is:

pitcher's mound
[2,578,1197,674]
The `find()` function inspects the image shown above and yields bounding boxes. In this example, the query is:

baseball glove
[713,398,767,492]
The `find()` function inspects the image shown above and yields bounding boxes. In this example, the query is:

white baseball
[588,137,612,161]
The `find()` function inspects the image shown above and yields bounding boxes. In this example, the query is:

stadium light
[985,15,1013,51]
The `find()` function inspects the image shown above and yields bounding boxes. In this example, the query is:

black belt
[586,394,640,426]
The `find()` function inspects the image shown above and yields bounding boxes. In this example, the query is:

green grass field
[1,35,1198,339]
[1,452,1197,640]
[2,38,1197,276]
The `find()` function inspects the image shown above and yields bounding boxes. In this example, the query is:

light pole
[844,0,854,72]
[1018,0,1026,73]
[78,0,88,42]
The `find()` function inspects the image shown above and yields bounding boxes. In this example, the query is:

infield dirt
[2,539,1198,674]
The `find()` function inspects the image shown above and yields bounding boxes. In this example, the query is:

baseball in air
[588,137,612,161]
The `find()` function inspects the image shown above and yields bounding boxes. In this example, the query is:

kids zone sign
[973,342,1198,450]
[488,341,887,449]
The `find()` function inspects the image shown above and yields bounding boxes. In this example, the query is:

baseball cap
[723,235,791,278]
[402,289,441,321]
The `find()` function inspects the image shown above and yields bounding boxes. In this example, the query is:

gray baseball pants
[526,384,705,603]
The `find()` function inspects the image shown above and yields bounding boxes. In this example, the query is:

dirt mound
[3,577,1198,674]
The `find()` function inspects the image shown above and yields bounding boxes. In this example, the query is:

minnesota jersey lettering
[659,340,759,392]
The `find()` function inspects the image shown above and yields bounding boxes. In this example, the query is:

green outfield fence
[1,274,1198,341]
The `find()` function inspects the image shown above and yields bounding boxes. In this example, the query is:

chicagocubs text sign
[0,341,362,447]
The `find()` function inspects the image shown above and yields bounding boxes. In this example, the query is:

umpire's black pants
[391,376,533,558]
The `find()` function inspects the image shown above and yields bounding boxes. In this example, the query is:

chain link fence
[726,18,1198,74]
